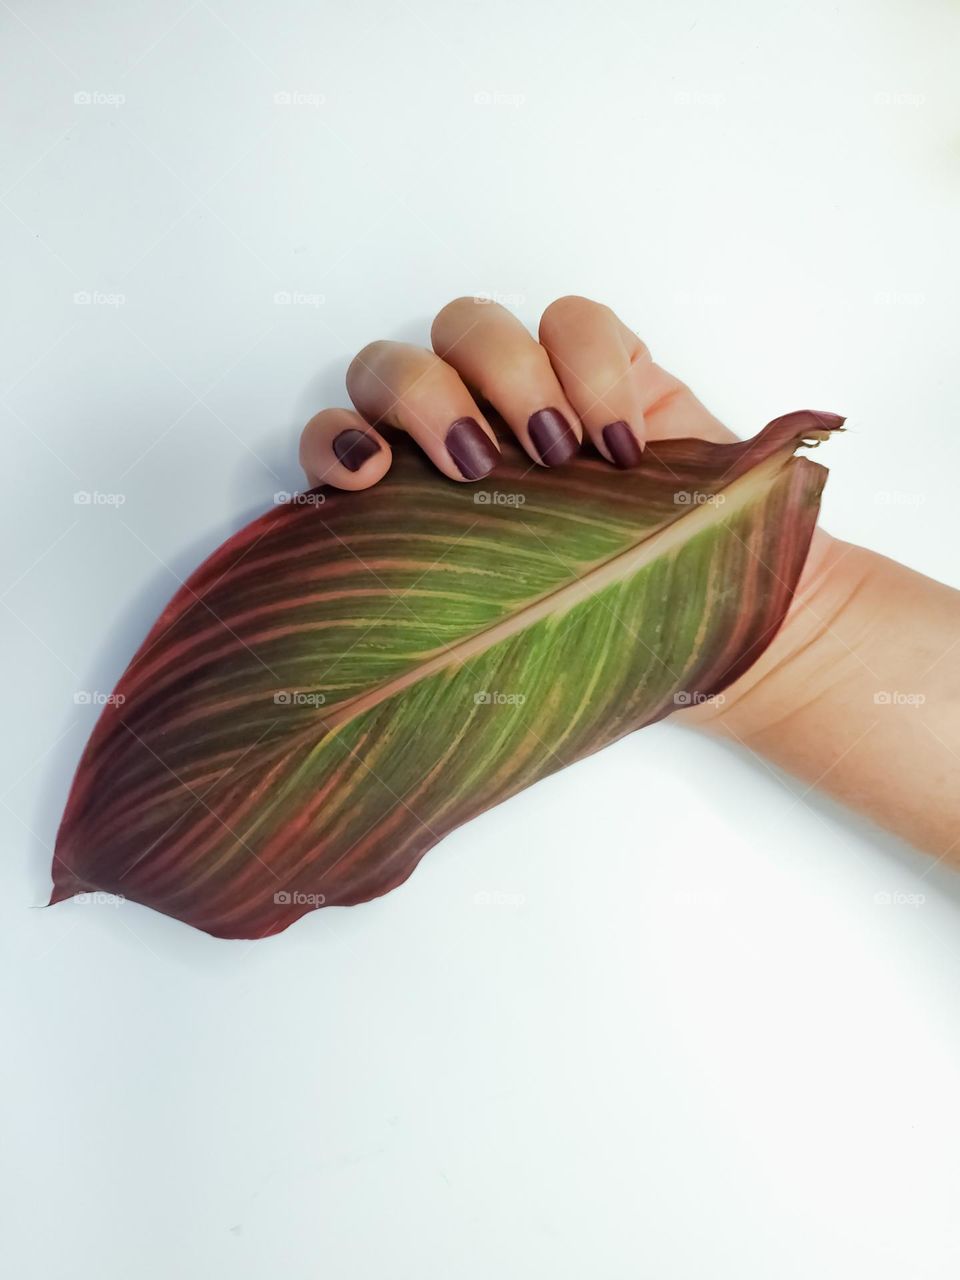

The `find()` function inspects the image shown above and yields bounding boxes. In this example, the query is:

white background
[3,1,960,1276]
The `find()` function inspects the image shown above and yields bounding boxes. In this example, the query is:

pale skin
[299,296,960,864]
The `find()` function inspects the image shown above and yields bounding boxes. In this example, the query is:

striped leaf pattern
[52,412,839,938]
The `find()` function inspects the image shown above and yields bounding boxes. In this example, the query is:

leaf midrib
[316,444,806,734]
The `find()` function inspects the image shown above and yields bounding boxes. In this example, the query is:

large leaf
[51,411,840,938]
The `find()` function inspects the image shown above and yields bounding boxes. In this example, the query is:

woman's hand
[299,295,735,488]
[297,291,834,737]
[299,296,960,861]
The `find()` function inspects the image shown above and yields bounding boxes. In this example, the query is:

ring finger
[431,298,582,468]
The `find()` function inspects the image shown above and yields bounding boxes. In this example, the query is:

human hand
[299,295,737,487]
[299,294,840,727]
[298,296,959,858]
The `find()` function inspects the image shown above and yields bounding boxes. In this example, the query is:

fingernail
[528,408,579,466]
[445,417,499,480]
[601,420,643,469]
[333,428,381,472]
[812,411,846,428]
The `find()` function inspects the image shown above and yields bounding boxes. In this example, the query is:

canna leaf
[51,411,840,938]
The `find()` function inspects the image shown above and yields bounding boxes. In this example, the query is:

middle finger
[431,298,582,468]
[346,340,501,482]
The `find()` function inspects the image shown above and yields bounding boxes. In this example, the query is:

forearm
[692,531,960,859]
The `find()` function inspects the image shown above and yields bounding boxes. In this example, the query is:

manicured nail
[445,417,499,480]
[528,408,579,466]
[812,411,846,428]
[601,420,643,469]
[333,428,381,472]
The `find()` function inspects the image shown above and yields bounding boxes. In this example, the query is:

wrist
[685,530,960,855]
[684,529,880,741]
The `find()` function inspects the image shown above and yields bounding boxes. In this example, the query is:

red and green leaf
[51,411,839,938]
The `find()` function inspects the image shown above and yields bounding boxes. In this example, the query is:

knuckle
[432,296,513,353]
[351,339,393,369]
[349,342,439,405]
[432,296,479,338]
[495,340,553,391]
[346,340,392,392]
[539,295,609,343]
[630,337,652,367]
[397,354,455,408]
[587,362,629,396]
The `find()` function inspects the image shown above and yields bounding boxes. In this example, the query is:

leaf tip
[47,857,82,907]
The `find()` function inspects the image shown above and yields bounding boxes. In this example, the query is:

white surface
[3,1,960,1276]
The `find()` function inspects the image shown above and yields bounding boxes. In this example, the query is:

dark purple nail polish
[812,411,846,428]
[333,428,381,472]
[528,408,579,466]
[601,420,643,469]
[445,417,499,480]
